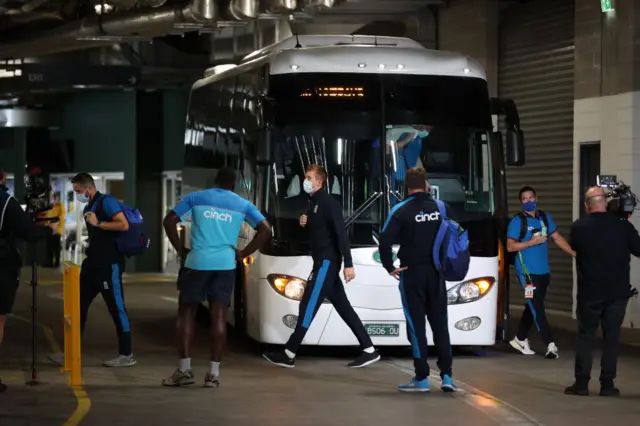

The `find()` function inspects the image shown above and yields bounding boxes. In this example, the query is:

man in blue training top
[162,167,271,388]
[506,186,575,359]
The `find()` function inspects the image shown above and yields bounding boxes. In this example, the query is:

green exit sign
[601,0,614,12]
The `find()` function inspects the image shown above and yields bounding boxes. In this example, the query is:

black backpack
[507,211,549,265]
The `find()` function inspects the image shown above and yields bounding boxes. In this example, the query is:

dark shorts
[177,267,236,306]
[0,263,20,315]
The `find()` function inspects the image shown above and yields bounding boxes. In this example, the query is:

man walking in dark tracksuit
[72,173,135,368]
[378,167,455,393]
[263,164,380,369]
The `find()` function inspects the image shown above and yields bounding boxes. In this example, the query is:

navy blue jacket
[378,192,442,273]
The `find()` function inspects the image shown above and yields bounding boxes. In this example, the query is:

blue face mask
[522,201,536,212]
[417,130,430,138]
[76,193,89,204]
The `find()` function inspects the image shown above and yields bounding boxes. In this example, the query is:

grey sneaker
[103,354,137,368]
[203,373,220,388]
[162,369,195,387]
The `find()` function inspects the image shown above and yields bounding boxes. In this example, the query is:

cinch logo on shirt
[204,209,233,222]
[415,210,440,222]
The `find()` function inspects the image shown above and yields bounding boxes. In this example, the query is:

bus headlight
[447,277,495,305]
[267,274,306,301]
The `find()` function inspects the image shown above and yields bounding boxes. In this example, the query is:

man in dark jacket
[262,164,380,369]
[565,186,640,397]
[378,167,455,393]
[0,169,58,393]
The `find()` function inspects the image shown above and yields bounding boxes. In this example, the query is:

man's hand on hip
[389,267,408,280]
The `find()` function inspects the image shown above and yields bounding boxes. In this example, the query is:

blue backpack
[91,194,151,257]
[432,200,470,282]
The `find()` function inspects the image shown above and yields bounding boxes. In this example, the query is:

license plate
[365,323,400,337]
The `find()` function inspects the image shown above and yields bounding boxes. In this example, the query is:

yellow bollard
[63,261,82,386]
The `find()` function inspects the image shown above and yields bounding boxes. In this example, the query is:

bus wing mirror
[256,128,273,166]
[506,129,525,166]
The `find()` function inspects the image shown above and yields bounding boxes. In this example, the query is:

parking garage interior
[1,0,640,425]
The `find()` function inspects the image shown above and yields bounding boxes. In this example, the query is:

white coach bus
[181,35,526,346]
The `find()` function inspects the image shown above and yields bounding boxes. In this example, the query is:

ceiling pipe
[0,0,218,60]
[222,0,259,20]
[261,0,297,13]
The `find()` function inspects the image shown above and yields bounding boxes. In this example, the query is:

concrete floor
[2,267,640,426]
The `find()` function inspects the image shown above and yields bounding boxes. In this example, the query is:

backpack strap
[435,199,447,219]
[89,194,107,216]
[517,212,527,242]
[538,210,549,229]
[0,193,12,232]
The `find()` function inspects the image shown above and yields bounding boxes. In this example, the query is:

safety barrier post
[63,261,82,386]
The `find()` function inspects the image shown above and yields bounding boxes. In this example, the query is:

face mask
[522,201,536,212]
[303,179,314,194]
[76,193,89,203]
[417,130,430,138]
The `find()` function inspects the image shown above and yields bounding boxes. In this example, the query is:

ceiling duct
[261,0,297,13]
[0,0,219,61]
[222,0,259,20]
[301,0,342,12]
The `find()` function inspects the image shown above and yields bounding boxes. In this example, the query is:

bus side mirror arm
[491,97,525,167]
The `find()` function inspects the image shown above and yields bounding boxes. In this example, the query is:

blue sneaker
[441,374,457,392]
[398,377,430,393]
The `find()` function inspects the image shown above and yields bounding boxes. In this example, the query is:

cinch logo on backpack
[91,194,151,257]
[432,200,470,282]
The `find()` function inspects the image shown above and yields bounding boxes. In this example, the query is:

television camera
[596,175,639,219]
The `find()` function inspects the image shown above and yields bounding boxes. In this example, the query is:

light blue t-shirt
[507,212,557,276]
[173,188,266,271]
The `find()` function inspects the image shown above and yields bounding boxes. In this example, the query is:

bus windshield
[264,73,495,252]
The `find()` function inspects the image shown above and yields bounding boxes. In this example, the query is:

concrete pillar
[437,0,499,95]
[133,90,164,273]
[572,0,640,326]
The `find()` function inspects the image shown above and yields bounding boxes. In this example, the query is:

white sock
[284,349,295,359]
[210,361,220,377]
[363,347,375,354]
[179,358,191,372]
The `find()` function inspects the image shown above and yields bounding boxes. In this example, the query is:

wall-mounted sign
[601,0,614,12]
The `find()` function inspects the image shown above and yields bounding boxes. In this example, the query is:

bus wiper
[344,192,382,228]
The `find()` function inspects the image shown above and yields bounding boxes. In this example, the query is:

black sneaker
[564,383,589,396]
[347,350,381,368]
[599,387,620,397]
[263,350,295,368]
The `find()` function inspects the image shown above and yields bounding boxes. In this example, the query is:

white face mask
[303,179,314,194]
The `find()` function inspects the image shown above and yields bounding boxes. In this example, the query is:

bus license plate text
[365,324,400,337]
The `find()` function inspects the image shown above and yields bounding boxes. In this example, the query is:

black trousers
[516,273,554,345]
[80,261,132,355]
[47,234,61,267]
[575,297,628,387]
[286,259,373,353]
[400,264,452,381]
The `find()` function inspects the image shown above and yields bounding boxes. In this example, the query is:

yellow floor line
[11,314,91,426]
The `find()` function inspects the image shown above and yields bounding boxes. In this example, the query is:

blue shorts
[177,267,236,306]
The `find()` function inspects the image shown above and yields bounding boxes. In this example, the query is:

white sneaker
[545,342,559,359]
[103,354,137,368]
[510,337,535,355]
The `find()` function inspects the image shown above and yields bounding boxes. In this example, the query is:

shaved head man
[566,184,640,396]
[584,186,608,213]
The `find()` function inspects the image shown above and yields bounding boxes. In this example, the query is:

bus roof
[241,35,426,62]
[195,35,486,90]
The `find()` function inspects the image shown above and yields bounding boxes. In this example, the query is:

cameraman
[565,186,640,397]
[0,169,58,393]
